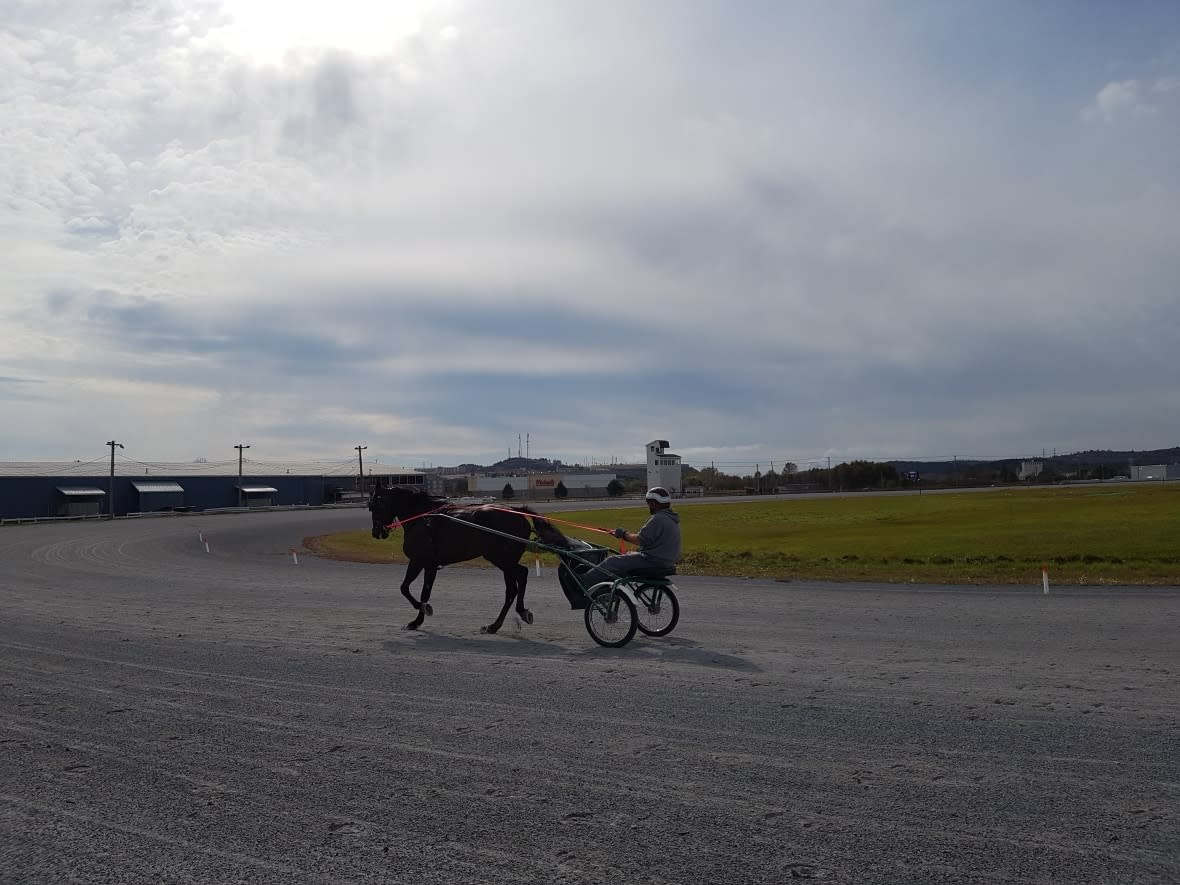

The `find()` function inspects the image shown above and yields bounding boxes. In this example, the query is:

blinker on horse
[368,486,570,633]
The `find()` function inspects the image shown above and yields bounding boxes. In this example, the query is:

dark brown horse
[369,486,570,633]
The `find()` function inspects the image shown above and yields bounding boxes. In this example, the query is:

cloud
[1084,74,1180,123]
[2,2,1179,468]
[1084,79,1150,121]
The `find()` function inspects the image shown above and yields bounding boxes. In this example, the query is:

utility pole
[107,440,123,519]
[234,444,250,507]
[355,445,367,493]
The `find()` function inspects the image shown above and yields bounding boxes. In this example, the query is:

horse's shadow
[609,637,762,672]
[381,629,566,660]
[381,627,761,673]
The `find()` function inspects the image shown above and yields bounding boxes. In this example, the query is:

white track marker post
[1042,563,1050,595]
[535,556,541,577]
[199,530,210,554]
[291,547,299,565]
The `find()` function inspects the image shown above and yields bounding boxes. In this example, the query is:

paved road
[1,509,1177,884]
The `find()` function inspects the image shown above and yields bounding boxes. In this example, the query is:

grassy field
[307,484,1180,585]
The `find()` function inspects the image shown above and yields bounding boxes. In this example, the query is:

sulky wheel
[584,585,638,648]
[634,584,679,637]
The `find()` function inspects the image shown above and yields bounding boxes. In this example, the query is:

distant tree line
[448,447,1179,499]
[679,453,1157,493]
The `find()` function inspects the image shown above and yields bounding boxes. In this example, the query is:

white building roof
[131,482,185,493]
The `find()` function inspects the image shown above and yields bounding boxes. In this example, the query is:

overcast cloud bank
[3,1,1178,470]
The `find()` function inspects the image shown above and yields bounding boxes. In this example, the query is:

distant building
[1129,464,1180,481]
[0,460,424,521]
[370,470,438,495]
[466,472,615,498]
[1018,460,1043,481]
[646,440,682,496]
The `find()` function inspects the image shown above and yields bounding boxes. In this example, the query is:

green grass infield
[307,483,1180,586]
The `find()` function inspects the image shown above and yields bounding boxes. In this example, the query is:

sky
[3,0,1179,473]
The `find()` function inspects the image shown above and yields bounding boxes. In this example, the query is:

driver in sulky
[586,487,681,583]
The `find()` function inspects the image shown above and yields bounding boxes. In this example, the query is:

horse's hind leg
[512,562,533,624]
[481,563,524,634]
[417,565,438,620]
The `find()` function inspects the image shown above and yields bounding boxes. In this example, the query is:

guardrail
[0,502,368,526]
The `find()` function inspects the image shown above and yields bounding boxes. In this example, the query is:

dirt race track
[1,508,1177,884]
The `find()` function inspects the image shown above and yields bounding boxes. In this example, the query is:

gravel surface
[1,509,1177,884]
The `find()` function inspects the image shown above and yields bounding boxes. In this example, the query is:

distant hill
[432,457,632,475]
[887,447,1180,481]
[430,447,1180,482]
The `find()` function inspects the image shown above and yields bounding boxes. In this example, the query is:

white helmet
[645,487,672,504]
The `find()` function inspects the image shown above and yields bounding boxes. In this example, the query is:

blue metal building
[0,461,427,522]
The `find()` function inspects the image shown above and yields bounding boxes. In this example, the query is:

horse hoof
[482,624,499,635]
[405,622,418,631]
[521,610,534,625]
[423,603,433,617]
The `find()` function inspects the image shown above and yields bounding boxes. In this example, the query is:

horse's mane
[513,505,571,549]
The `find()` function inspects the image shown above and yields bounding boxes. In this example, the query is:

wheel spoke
[584,586,637,647]
[634,584,679,637]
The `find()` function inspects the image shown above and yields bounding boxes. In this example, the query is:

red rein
[383,504,625,551]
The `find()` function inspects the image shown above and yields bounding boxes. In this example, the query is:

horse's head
[368,485,443,539]
[369,488,392,539]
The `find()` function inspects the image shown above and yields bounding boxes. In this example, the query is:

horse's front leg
[482,562,530,634]
[514,562,534,625]
[416,565,438,622]
[399,561,430,630]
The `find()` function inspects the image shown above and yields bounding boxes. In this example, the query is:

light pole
[107,440,123,519]
[235,443,250,507]
[355,445,367,493]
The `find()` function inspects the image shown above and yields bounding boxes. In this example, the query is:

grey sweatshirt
[636,508,681,567]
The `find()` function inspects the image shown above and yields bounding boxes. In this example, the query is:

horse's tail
[523,508,571,549]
